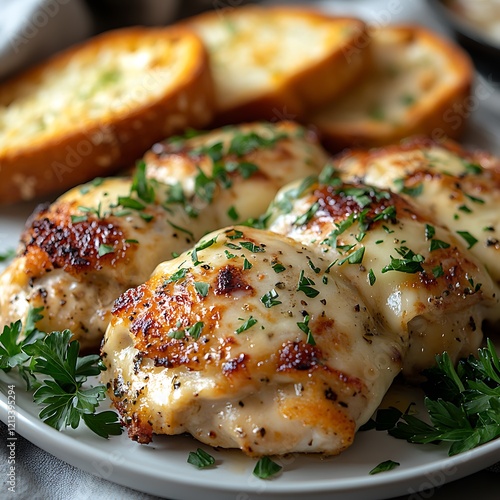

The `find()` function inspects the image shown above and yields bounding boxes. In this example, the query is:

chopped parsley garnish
[0,248,15,262]
[98,244,114,257]
[429,239,450,252]
[425,224,435,240]
[318,163,340,185]
[297,270,319,298]
[338,246,365,266]
[253,456,282,479]
[227,206,239,221]
[369,460,400,475]
[432,265,444,278]
[297,315,316,346]
[458,205,472,214]
[463,161,483,175]
[168,220,194,241]
[464,193,485,205]
[394,178,423,197]
[131,160,155,203]
[228,130,286,157]
[117,196,145,211]
[187,448,215,469]
[368,269,376,286]
[70,215,87,223]
[235,316,258,334]
[382,247,424,274]
[272,262,286,273]
[168,327,185,339]
[261,289,282,308]
[194,282,209,297]
[240,241,265,253]
[227,229,244,240]
[165,268,188,284]
[456,231,478,249]
[274,176,317,214]
[187,322,204,340]
[243,258,253,270]
[294,202,319,226]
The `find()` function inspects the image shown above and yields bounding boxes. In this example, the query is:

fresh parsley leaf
[5,326,123,438]
[384,341,500,456]
[261,289,282,308]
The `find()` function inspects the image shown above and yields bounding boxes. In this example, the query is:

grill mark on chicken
[278,341,321,371]
[312,183,426,229]
[22,203,131,276]
[215,265,254,296]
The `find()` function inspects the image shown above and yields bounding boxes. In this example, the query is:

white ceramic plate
[1,367,500,500]
[1,182,500,500]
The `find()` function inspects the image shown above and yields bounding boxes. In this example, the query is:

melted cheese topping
[102,226,403,455]
[267,178,500,378]
[0,122,327,351]
[338,142,500,286]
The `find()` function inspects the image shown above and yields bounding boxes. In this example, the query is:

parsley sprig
[367,340,500,456]
[0,308,122,439]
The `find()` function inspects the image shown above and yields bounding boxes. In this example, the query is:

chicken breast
[0,121,327,351]
[335,137,500,285]
[101,226,404,456]
[266,175,500,378]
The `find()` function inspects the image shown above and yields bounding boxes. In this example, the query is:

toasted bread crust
[308,24,473,152]
[0,27,215,205]
[184,6,370,125]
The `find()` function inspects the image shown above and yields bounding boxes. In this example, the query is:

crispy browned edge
[181,6,371,126]
[0,26,215,205]
[307,24,473,153]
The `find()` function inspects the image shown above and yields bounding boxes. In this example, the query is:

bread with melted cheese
[0,26,215,205]
[307,25,473,151]
[184,6,370,125]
